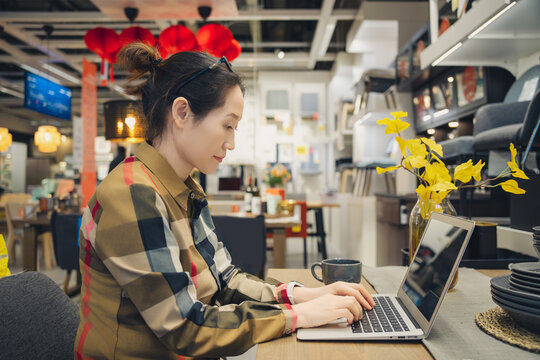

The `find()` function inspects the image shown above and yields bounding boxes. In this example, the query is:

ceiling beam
[0,52,337,68]
[26,39,311,49]
[0,9,355,22]
[0,111,35,134]
[308,0,337,69]
[0,21,133,99]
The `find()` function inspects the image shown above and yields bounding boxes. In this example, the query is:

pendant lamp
[104,100,145,143]
[34,125,61,153]
[0,128,12,152]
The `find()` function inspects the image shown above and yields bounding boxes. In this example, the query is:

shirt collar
[135,141,206,210]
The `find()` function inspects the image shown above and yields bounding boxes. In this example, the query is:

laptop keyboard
[351,296,410,333]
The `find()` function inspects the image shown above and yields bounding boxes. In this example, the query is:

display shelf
[421,0,540,72]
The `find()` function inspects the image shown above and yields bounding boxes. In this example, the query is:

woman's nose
[224,137,235,151]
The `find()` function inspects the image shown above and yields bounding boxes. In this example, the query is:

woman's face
[176,85,244,176]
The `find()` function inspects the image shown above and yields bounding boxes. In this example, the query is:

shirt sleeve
[192,200,303,307]
[93,184,296,358]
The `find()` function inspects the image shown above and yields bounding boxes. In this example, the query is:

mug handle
[311,262,323,282]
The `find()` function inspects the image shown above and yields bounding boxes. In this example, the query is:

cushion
[504,65,540,103]
[473,101,529,135]
[473,124,522,151]
[440,136,474,160]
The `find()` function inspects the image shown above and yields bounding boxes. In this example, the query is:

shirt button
[190,193,195,199]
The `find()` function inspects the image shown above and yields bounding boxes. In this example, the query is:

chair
[51,211,81,295]
[441,66,540,216]
[0,271,80,360]
[441,65,540,162]
[279,201,310,268]
[473,65,540,161]
[212,215,266,278]
[4,202,55,269]
[4,203,24,266]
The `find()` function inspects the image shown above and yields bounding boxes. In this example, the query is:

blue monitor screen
[24,72,72,120]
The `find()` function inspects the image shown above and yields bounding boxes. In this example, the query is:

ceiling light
[0,128,13,152]
[448,121,459,128]
[422,115,432,122]
[104,100,145,143]
[432,42,462,66]
[434,109,449,118]
[427,128,435,135]
[447,76,454,83]
[42,64,81,85]
[34,125,61,153]
[467,1,517,40]
[277,50,285,59]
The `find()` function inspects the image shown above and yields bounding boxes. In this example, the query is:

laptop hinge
[396,297,422,330]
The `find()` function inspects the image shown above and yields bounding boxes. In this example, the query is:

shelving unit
[421,0,540,73]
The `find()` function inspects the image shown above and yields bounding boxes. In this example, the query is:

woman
[75,43,375,360]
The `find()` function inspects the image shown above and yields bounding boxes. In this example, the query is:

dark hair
[117,146,126,154]
[117,43,245,143]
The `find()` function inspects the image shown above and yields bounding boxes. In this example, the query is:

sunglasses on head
[170,56,233,97]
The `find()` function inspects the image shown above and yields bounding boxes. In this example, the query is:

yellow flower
[376,117,410,135]
[472,160,485,182]
[376,165,400,174]
[431,181,458,193]
[395,136,408,157]
[407,139,428,158]
[454,159,474,184]
[415,184,430,201]
[407,155,428,168]
[507,143,529,180]
[498,179,526,194]
[423,162,451,185]
[431,190,450,204]
[396,138,428,169]
[390,111,408,119]
[421,137,443,157]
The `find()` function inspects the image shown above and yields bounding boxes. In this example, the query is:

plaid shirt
[75,141,297,360]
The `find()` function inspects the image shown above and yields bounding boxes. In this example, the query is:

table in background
[258,268,509,360]
[305,202,340,260]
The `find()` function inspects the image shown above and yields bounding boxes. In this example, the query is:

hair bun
[117,42,161,96]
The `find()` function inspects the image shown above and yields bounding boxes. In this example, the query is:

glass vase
[409,196,460,289]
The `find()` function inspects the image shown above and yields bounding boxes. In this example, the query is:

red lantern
[196,23,233,57]
[119,26,156,47]
[222,39,241,61]
[158,25,198,58]
[84,27,120,86]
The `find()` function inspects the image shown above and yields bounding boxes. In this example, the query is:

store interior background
[0,0,539,268]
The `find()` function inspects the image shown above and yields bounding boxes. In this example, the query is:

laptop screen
[401,216,470,321]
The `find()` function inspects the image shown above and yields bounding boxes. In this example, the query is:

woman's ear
[171,97,192,129]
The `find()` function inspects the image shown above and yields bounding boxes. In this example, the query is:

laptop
[297,212,475,341]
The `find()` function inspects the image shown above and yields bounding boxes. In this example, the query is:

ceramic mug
[311,258,362,285]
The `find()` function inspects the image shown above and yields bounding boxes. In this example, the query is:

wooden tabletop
[257,268,510,360]
[306,202,340,209]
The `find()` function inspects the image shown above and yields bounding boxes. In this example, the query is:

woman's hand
[292,293,363,328]
[292,281,375,310]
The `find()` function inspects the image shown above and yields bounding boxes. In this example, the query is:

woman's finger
[334,283,373,310]
[335,308,354,325]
